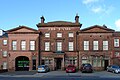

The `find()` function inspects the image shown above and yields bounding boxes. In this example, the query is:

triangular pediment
[81,25,115,32]
[7,26,38,33]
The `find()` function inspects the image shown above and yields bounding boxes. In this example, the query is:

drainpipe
[38,32,41,65]
[76,31,79,70]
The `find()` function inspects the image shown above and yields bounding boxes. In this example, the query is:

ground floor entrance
[55,58,62,70]
[104,60,109,70]
[15,56,29,71]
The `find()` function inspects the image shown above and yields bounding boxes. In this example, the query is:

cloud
[115,19,120,29]
[104,6,114,15]
[82,0,114,15]
[82,0,99,4]
[91,6,104,13]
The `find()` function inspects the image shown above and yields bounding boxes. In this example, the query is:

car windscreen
[38,66,45,68]
[84,64,92,67]
[67,65,75,68]
[112,65,119,68]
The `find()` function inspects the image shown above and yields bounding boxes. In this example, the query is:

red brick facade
[0,31,8,71]
[0,15,120,71]
[7,26,39,71]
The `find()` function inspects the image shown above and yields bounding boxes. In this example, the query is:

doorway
[32,59,36,70]
[55,58,62,70]
[104,60,109,70]
[15,56,29,71]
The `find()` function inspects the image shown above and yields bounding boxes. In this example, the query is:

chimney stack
[75,13,79,23]
[41,16,45,23]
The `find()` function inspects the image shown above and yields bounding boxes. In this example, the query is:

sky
[0,0,120,31]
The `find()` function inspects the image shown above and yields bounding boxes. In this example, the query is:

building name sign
[48,28,71,31]
[40,27,71,31]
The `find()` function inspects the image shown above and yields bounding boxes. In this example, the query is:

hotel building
[0,15,120,71]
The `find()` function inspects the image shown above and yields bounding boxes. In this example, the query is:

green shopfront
[15,56,29,71]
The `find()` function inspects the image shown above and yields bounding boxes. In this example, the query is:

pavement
[0,70,120,78]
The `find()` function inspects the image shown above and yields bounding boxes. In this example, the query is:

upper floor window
[114,39,119,47]
[3,40,7,45]
[30,41,35,50]
[21,41,26,50]
[12,41,17,50]
[115,52,119,57]
[57,33,62,37]
[93,41,98,50]
[2,51,7,57]
[68,32,74,37]
[84,41,89,50]
[57,42,62,51]
[45,42,50,51]
[69,42,74,51]
[45,33,50,37]
[103,41,108,50]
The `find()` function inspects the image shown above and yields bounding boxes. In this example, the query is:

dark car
[107,65,120,74]
[80,63,93,73]
[66,65,76,73]
[37,65,50,73]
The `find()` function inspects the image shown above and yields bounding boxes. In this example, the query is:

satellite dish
[0,29,3,36]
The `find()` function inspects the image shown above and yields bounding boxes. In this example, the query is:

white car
[37,65,50,73]
[107,65,120,74]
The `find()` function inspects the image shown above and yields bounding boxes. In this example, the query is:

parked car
[66,65,76,73]
[107,65,120,74]
[37,65,50,73]
[80,63,93,73]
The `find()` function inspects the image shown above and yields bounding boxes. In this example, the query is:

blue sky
[0,0,120,31]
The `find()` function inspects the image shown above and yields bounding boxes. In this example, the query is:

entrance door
[104,60,109,70]
[32,59,36,70]
[56,58,62,70]
[15,56,29,71]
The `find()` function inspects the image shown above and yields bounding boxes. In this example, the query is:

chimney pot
[41,16,45,23]
[75,14,79,23]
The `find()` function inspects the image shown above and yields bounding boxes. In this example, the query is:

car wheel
[91,70,93,73]
[81,71,84,73]
[112,70,115,73]
[107,69,109,72]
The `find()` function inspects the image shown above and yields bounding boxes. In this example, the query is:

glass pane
[69,32,73,37]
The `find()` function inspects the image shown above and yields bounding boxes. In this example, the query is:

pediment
[7,26,38,33]
[81,25,115,32]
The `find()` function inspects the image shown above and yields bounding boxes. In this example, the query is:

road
[0,71,120,80]
[0,76,120,80]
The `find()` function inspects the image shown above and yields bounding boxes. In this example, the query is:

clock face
[0,29,3,36]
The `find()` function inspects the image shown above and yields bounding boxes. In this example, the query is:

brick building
[0,29,8,71]
[0,15,120,71]
[37,15,82,70]
[7,26,39,71]
[78,25,115,70]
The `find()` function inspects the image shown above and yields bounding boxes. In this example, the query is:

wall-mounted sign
[48,28,71,31]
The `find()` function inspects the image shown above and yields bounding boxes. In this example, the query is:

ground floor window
[81,56,104,67]
[82,56,91,64]
[3,62,7,69]
[92,56,104,67]
[41,58,53,65]
[65,57,77,65]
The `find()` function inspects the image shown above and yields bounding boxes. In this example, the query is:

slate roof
[0,31,8,38]
[37,21,82,27]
